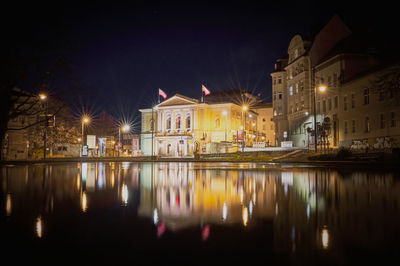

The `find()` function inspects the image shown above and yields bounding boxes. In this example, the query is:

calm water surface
[1,162,399,265]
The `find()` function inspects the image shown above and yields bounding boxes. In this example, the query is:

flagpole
[158,88,160,104]
[201,85,203,103]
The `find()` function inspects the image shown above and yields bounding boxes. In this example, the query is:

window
[365,116,370,133]
[295,83,298,93]
[317,102,321,113]
[278,77,282,84]
[391,112,396,127]
[380,114,385,129]
[176,115,181,129]
[322,100,326,113]
[270,124,274,130]
[274,109,277,116]
[343,96,347,111]
[328,98,332,111]
[379,90,384,101]
[351,93,355,108]
[278,93,282,99]
[263,125,266,130]
[289,86,293,96]
[334,96,338,108]
[273,77,276,85]
[273,93,276,100]
[333,73,337,87]
[344,121,348,134]
[352,120,356,133]
[364,88,370,105]
[166,116,171,130]
[328,76,332,87]
[215,118,220,128]
[186,115,191,129]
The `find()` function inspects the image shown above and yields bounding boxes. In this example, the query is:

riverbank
[1,151,399,170]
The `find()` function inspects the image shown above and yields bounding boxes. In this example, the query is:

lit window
[289,86,293,96]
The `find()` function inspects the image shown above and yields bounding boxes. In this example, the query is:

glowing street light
[39,93,47,101]
[39,93,48,159]
[119,124,131,157]
[313,84,327,152]
[81,116,90,156]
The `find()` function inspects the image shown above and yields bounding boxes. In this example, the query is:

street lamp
[222,110,227,141]
[39,93,48,159]
[119,124,130,157]
[313,84,327,152]
[241,105,248,152]
[81,116,90,156]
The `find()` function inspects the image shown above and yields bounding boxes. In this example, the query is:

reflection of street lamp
[313,85,327,152]
[222,110,227,141]
[119,124,130,157]
[39,93,48,159]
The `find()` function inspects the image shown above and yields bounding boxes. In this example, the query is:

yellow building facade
[140,93,274,157]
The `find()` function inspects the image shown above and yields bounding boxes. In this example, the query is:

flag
[202,84,210,95]
[159,88,167,99]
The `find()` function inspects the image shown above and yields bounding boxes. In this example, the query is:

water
[1,162,399,265]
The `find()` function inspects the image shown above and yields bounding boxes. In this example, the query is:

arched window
[186,115,191,129]
[166,116,171,130]
[215,118,220,128]
[176,115,181,129]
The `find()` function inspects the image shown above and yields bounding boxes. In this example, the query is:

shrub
[336,147,352,160]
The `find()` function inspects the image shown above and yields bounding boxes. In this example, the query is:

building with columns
[139,91,274,157]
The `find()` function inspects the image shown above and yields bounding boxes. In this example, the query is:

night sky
[4,1,398,130]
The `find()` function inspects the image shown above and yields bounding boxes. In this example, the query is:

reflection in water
[1,162,400,264]
[81,192,87,213]
[222,202,227,221]
[122,184,128,206]
[321,227,330,249]
[6,193,11,216]
[242,206,248,227]
[36,216,43,238]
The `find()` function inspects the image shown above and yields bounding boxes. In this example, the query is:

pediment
[157,94,198,107]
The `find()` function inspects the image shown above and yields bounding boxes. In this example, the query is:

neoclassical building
[140,91,274,157]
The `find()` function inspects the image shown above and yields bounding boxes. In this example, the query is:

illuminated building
[139,91,274,157]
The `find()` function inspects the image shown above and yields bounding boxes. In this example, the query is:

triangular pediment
[157,94,198,107]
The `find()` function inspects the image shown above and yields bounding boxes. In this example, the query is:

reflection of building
[138,162,277,230]
[3,162,400,261]
[139,91,274,157]
[271,15,400,148]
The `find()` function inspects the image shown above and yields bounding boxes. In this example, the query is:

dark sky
[5,1,398,128]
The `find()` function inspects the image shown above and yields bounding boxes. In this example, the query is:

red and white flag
[159,88,167,99]
[202,84,210,96]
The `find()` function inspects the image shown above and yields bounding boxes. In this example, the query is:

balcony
[156,129,192,137]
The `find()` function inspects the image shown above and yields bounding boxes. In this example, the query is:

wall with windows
[338,64,400,148]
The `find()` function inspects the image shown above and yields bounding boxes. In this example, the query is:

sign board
[87,135,96,149]
[281,141,293,147]
[237,130,246,141]
[82,145,88,156]
[253,142,266,148]
[132,138,139,151]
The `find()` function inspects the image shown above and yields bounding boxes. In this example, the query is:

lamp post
[313,84,327,152]
[241,105,248,152]
[119,124,130,157]
[222,110,227,142]
[39,93,47,159]
[81,116,90,156]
